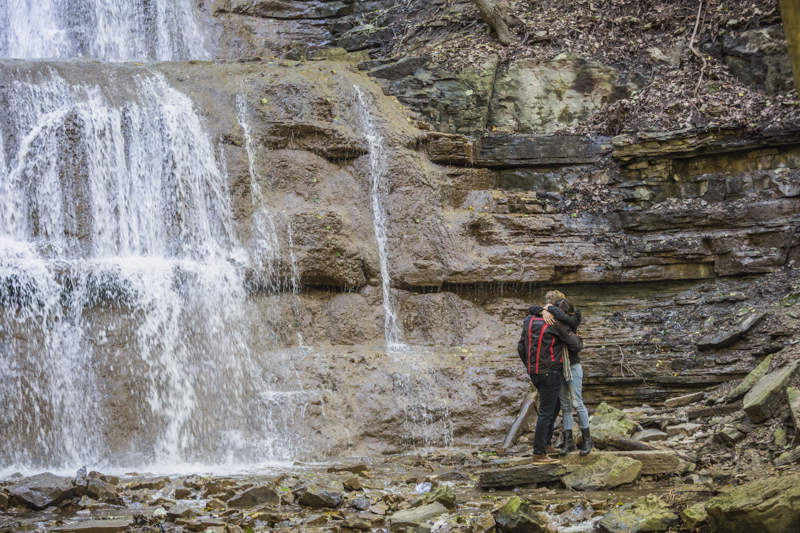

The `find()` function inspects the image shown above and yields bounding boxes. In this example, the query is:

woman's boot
[580,427,593,456]
[558,430,575,455]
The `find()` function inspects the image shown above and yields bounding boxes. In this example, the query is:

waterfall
[354,86,404,348]
[236,94,283,292]
[0,66,285,471]
[0,0,208,62]
[352,86,452,448]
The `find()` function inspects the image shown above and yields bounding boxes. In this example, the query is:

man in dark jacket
[517,299,584,464]
[528,301,582,451]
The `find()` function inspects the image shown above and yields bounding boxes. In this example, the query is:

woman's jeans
[559,363,590,431]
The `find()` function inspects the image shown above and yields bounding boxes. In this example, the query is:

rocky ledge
[3,352,798,533]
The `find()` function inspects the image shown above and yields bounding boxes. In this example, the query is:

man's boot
[580,427,593,456]
[559,430,575,455]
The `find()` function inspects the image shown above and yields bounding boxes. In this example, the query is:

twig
[689,0,708,96]
[616,344,647,384]
[558,474,593,504]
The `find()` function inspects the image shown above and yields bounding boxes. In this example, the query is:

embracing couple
[517,290,592,464]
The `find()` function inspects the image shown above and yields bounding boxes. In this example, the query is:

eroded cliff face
[3,47,797,462]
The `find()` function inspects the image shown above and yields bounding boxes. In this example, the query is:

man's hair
[545,290,566,304]
[554,297,575,314]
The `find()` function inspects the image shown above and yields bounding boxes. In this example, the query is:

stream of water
[354,86,404,349]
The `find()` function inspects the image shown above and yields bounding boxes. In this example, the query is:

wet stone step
[558,451,684,476]
[477,463,566,488]
[51,518,132,533]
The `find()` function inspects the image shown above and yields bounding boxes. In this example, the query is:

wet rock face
[7,473,77,510]
[3,53,800,460]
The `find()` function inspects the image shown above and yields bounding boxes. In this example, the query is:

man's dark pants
[529,369,562,455]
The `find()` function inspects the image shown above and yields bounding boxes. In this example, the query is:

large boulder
[743,362,800,423]
[562,455,642,491]
[598,495,679,533]
[8,473,78,510]
[493,496,548,533]
[705,474,800,532]
[589,403,640,446]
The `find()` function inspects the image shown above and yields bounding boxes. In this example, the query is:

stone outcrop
[721,26,795,93]
[488,55,631,134]
[475,135,612,167]
[2,50,800,461]
[705,474,800,533]
[369,55,499,135]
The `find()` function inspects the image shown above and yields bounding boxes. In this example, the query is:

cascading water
[0,0,208,62]
[0,65,303,472]
[353,86,453,449]
[354,86,403,349]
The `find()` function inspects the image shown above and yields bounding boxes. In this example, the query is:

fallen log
[502,391,538,449]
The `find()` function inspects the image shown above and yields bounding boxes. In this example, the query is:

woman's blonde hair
[544,290,566,304]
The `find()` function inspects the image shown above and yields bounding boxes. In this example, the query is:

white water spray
[0,68,290,470]
[0,0,208,62]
